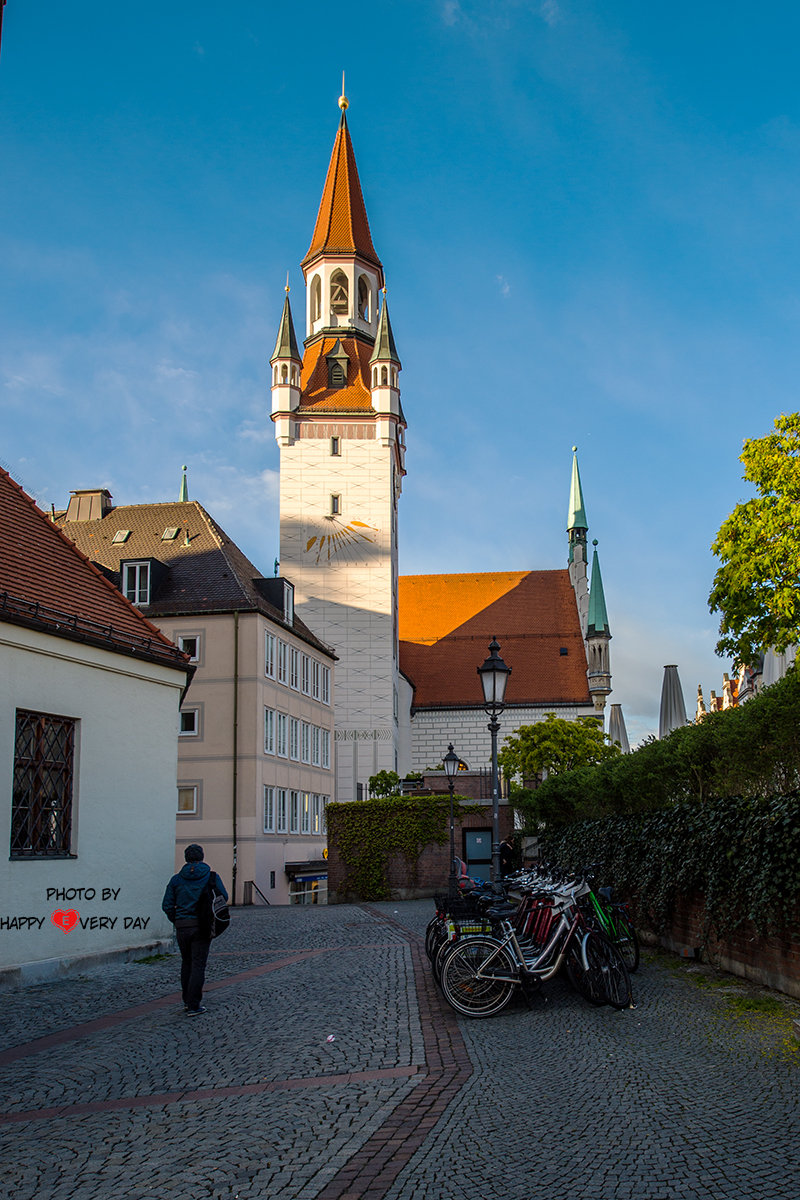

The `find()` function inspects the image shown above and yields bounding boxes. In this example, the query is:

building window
[276,712,288,758]
[112,529,131,544]
[312,661,321,701]
[331,436,340,456]
[321,729,330,770]
[177,785,197,814]
[301,722,311,763]
[311,725,320,767]
[321,665,331,705]
[290,790,300,834]
[301,792,311,834]
[265,633,276,679]
[122,561,150,606]
[312,793,321,835]
[330,495,341,516]
[264,786,275,833]
[289,717,300,761]
[264,708,275,755]
[358,274,370,321]
[177,634,200,663]
[276,789,288,834]
[290,647,299,690]
[330,269,349,316]
[301,655,311,695]
[321,795,328,835]
[180,709,199,736]
[310,274,321,322]
[277,640,287,684]
[11,710,76,858]
[283,582,294,625]
[270,870,276,889]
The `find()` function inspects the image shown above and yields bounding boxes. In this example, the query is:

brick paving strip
[0,908,474,1200]
[311,907,473,1200]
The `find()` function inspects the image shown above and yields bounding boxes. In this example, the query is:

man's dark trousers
[175,921,211,1010]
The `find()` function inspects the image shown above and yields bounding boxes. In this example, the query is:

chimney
[64,489,113,522]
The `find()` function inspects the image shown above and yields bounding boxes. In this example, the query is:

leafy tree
[499,713,620,784]
[709,412,800,666]
[368,770,401,798]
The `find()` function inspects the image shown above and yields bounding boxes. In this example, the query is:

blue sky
[2,1,799,743]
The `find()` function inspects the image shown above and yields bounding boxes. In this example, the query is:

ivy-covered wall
[326,795,512,902]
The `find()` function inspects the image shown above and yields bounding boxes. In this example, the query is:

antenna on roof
[179,465,189,503]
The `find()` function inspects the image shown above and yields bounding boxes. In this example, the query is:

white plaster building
[0,469,191,982]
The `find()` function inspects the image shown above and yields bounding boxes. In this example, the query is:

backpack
[196,871,230,939]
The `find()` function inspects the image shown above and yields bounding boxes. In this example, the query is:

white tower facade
[272,98,408,802]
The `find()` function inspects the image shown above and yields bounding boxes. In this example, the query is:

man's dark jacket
[162,861,228,924]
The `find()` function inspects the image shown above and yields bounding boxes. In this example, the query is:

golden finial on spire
[339,71,348,111]
[285,271,290,295]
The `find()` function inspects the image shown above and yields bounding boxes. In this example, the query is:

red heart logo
[51,909,79,933]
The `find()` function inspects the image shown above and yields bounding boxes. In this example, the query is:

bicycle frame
[471,898,588,985]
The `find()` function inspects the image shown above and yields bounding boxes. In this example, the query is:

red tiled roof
[301,114,382,272]
[300,336,374,412]
[0,469,186,667]
[399,570,591,709]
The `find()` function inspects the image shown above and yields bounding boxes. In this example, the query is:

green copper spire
[270,289,301,363]
[567,446,588,563]
[369,291,401,366]
[587,540,610,636]
[179,465,188,503]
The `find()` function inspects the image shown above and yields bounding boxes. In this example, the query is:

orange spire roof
[302,113,382,272]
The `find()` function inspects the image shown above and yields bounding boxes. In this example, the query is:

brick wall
[635,892,800,1000]
[327,803,515,903]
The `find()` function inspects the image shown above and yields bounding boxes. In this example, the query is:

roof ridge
[0,468,178,651]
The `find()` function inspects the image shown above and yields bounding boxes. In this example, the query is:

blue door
[464,829,492,882]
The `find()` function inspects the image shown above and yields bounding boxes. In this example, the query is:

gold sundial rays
[305,519,378,564]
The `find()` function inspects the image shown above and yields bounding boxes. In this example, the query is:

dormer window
[283,581,294,624]
[112,530,131,544]
[161,527,180,541]
[330,270,349,316]
[122,561,150,606]
[326,339,349,390]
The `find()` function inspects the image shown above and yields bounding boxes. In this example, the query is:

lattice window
[11,710,76,857]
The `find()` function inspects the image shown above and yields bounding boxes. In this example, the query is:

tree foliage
[499,713,620,785]
[368,770,401,798]
[709,412,800,666]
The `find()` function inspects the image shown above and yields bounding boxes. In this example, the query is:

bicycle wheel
[610,908,640,974]
[584,931,633,1010]
[440,937,517,1018]
[425,916,447,963]
[565,940,604,1006]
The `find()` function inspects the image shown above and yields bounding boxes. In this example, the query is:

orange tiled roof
[0,468,186,668]
[399,570,591,709]
[301,114,382,272]
[300,336,374,412]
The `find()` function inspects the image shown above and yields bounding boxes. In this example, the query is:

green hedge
[517,667,800,825]
[327,794,478,901]
[542,794,800,938]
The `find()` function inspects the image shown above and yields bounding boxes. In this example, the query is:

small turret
[567,447,589,633]
[270,288,302,445]
[586,539,612,711]
[370,292,401,418]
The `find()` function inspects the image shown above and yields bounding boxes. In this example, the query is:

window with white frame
[321,665,331,705]
[122,561,150,606]
[177,785,197,814]
[265,633,276,678]
[312,661,321,701]
[321,795,328,835]
[180,709,199,737]
[311,725,320,767]
[263,786,275,833]
[301,722,311,763]
[290,790,300,834]
[312,793,321,835]
[301,655,310,695]
[276,788,288,833]
[301,792,311,834]
[177,634,200,663]
[321,729,330,770]
[289,717,300,761]
[283,582,294,625]
[290,647,299,690]
[277,640,287,685]
[276,712,288,757]
[264,708,275,755]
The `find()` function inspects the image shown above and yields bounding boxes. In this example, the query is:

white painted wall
[0,623,186,979]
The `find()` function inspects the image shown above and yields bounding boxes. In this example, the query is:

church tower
[566,448,612,712]
[272,93,407,803]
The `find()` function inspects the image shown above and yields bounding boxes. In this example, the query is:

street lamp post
[443,743,460,901]
[477,637,511,894]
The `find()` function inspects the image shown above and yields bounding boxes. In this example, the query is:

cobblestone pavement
[1,900,797,1200]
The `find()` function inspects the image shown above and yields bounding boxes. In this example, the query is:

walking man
[162,844,228,1016]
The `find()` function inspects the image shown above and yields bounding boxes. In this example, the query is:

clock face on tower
[304,517,380,564]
